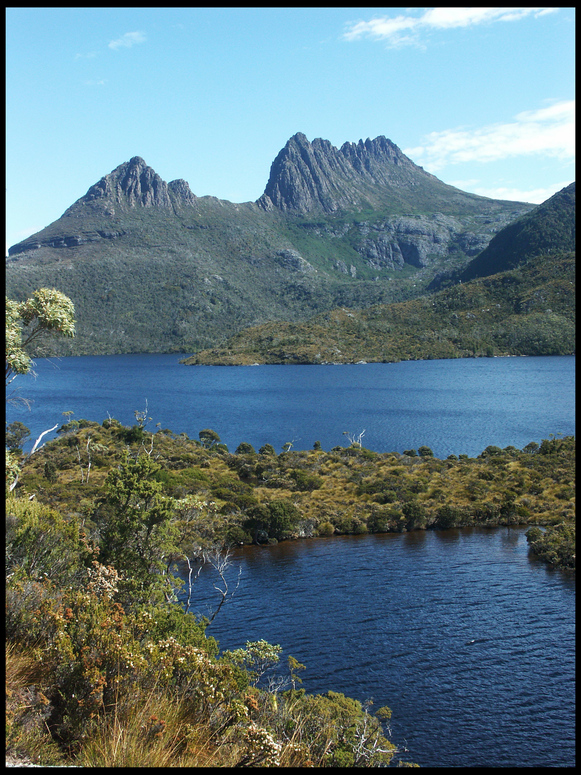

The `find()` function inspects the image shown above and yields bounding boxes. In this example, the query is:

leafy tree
[43,460,58,483]
[244,499,302,542]
[235,442,255,454]
[224,639,283,687]
[418,445,434,457]
[6,289,75,386]
[5,421,31,453]
[94,452,180,600]
[265,499,302,540]
[402,500,426,530]
[199,428,224,450]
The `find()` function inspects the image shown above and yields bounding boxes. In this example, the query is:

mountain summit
[72,156,197,213]
[257,132,505,215]
[6,133,535,356]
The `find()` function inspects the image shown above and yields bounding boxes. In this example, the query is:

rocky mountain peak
[79,157,197,211]
[257,132,458,215]
[168,178,197,206]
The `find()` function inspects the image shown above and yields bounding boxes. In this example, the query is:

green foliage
[244,498,303,542]
[418,445,434,457]
[459,182,575,282]
[6,414,574,767]
[526,522,575,570]
[186,251,575,365]
[94,453,179,600]
[6,289,75,384]
[289,468,324,491]
[235,442,255,454]
[6,496,93,585]
[6,421,31,452]
[223,640,283,687]
[6,159,537,360]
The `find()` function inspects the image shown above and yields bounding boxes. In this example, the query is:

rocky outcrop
[7,229,126,257]
[168,178,197,207]
[65,157,198,215]
[6,135,539,356]
[256,133,510,216]
[82,156,173,208]
[275,249,317,273]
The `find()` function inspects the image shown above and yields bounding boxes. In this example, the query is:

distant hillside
[431,182,575,288]
[183,183,575,366]
[182,251,575,365]
[5,135,532,356]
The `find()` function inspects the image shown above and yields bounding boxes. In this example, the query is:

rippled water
[7,354,575,765]
[6,354,575,457]
[179,528,575,768]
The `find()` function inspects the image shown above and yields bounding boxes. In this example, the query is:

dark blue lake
[5,354,575,767]
[5,354,575,457]
[181,527,575,768]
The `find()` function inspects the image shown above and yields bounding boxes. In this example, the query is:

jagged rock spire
[257,133,441,214]
[81,157,196,209]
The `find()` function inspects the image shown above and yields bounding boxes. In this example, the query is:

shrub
[317,520,335,536]
[289,469,323,492]
[5,496,93,586]
[235,442,255,455]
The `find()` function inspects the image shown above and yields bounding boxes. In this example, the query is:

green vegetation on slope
[6,413,573,766]
[183,251,575,364]
[6,419,415,768]
[10,418,575,564]
[458,182,575,282]
[5,146,532,357]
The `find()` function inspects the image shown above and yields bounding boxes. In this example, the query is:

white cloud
[108,31,147,50]
[343,7,558,47]
[403,100,575,171]
[450,181,573,204]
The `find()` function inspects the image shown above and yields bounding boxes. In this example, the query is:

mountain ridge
[184,180,576,365]
[6,132,539,356]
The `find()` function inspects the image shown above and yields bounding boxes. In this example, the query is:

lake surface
[5,354,576,766]
[179,527,575,768]
[6,354,575,457]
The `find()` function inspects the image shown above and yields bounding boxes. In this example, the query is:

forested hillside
[183,250,575,364]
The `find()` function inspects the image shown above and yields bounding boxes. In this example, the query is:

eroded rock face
[256,132,493,216]
[83,156,173,208]
[275,249,317,273]
[168,178,197,207]
[78,158,198,211]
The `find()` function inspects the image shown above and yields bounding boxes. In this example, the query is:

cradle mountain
[6,132,567,358]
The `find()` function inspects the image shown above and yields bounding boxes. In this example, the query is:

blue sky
[6,7,575,253]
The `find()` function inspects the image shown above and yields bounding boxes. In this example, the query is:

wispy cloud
[403,100,575,171]
[84,79,107,87]
[450,180,572,205]
[343,7,558,47]
[108,31,147,50]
